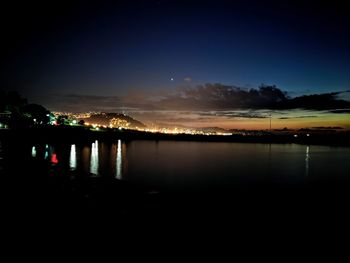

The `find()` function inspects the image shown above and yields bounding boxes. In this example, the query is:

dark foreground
[1,128,350,247]
[1,133,350,217]
[1,169,349,256]
[2,161,350,231]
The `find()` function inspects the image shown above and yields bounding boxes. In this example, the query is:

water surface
[3,140,348,190]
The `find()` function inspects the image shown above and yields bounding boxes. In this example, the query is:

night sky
[1,0,350,129]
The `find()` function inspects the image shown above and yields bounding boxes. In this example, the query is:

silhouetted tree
[0,90,54,128]
[22,104,50,125]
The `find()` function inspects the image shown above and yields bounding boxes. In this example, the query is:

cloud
[138,83,289,110]
[311,126,343,130]
[328,109,350,113]
[38,84,350,114]
[184,77,192,82]
[121,83,350,111]
[278,115,319,120]
[198,110,268,119]
[276,92,350,110]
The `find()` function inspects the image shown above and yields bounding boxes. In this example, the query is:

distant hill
[82,113,146,129]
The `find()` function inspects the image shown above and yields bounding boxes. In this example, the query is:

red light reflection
[51,153,58,164]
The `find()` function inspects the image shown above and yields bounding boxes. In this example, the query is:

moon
[170,77,174,81]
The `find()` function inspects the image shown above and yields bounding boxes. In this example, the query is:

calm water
[2,140,349,189]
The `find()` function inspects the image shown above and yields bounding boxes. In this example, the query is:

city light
[69,144,77,170]
[129,126,233,136]
[44,144,49,159]
[62,112,236,136]
[52,111,333,138]
[116,140,122,180]
[305,146,310,177]
[90,140,99,175]
[31,146,37,157]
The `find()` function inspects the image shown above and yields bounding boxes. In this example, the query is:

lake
[2,138,350,227]
[2,139,349,190]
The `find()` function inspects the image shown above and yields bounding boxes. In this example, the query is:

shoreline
[1,126,349,147]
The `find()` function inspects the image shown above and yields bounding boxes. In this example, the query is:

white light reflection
[90,140,99,175]
[31,146,37,158]
[305,146,310,177]
[44,144,49,159]
[116,140,122,179]
[69,144,77,170]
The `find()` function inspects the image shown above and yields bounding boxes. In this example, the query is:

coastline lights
[90,140,99,175]
[31,146,37,157]
[136,127,233,136]
[81,120,235,136]
[116,140,122,179]
[69,144,77,170]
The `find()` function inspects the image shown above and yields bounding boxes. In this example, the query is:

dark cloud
[123,84,350,111]
[38,84,350,113]
[278,115,318,120]
[152,84,288,110]
[328,109,350,114]
[198,111,268,119]
[276,92,350,110]
[312,126,343,130]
